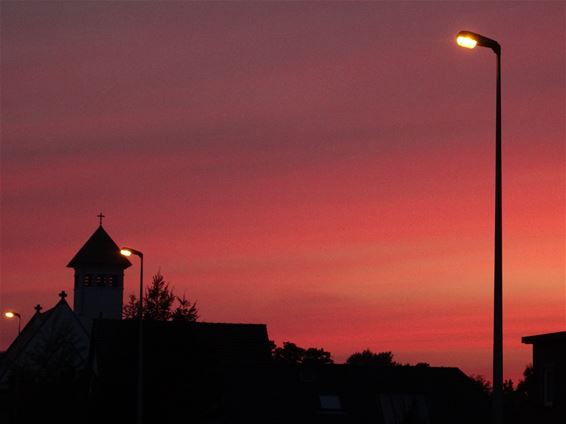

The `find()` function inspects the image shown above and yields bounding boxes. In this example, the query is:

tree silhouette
[122,293,140,320]
[504,364,537,423]
[468,374,492,395]
[123,271,198,321]
[271,341,333,365]
[346,349,398,366]
[515,364,535,399]
[171,293,199,322]
[303,347,333,365]
[466,365,539,423]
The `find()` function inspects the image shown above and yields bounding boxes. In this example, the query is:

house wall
[532,340,566,418]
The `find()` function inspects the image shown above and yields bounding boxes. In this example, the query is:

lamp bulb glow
[457,35,477,49]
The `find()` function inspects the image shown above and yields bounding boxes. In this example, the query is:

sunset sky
[1,2,564,383]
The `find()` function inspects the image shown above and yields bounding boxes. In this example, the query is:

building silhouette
[0,218,491,424]
[67,223,131,329]
[522,331,566,422]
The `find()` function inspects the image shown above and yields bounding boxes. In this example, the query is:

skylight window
[319,394,342,411]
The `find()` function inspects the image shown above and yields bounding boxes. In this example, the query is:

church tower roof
[67,225,132,269]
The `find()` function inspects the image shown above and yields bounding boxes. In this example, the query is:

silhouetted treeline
[270,342,539,422]
[123,271,198,321]
[270,341,333,365]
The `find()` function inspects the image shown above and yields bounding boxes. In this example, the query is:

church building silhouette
[0,219,132,390]
[67,221,132,329]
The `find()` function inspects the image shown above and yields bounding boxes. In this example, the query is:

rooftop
[522,331,566,344]
[67,225,131,269]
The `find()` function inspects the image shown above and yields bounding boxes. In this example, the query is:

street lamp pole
[493,42,503,424]
[457,30,502,424]
[121,247,144,424]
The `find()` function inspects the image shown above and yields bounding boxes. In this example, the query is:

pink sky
[1,2,564,383]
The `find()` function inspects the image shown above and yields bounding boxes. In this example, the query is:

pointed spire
[67,225,131,269]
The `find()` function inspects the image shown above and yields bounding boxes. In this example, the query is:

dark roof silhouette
[223,364,490,424]
[522,331,566,344]
[88,320,272,423]
[88,339,490,424]
[0,295,90,388]
[91,320,271,371]
[67,225,131,269]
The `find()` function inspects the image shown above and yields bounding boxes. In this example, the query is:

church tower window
[104,275,116,287]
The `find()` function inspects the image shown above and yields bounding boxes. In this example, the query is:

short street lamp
[120,246,144,424]
[4,311,21,336]
[456,30,503,424]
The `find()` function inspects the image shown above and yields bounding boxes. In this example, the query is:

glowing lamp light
[457,35,477,49]
[121,246,142,258]
[456,30,499,53]
[4,311,21,335]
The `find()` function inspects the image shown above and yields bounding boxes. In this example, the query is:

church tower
[67,218,131,329]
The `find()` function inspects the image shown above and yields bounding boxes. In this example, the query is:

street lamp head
[456,34,477,49]
[457,30,500,54]
[4,311,20,319]
[120,247,143,258]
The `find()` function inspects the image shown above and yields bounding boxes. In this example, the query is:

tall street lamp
[456,30,503,424]
[4,311,21,336]
[120,247,144,424]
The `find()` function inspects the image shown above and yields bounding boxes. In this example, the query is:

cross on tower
[34,304,43,313]
[59,290,68,299]
[97,212,105,226]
